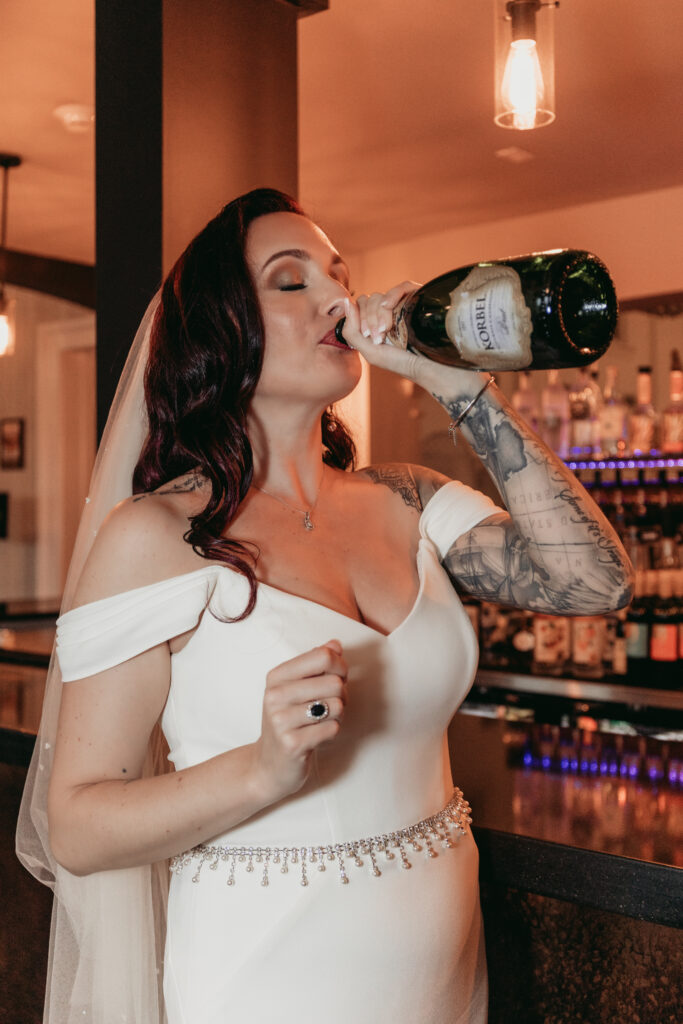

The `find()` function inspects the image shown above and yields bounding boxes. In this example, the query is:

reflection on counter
[506,721,683,866]
[449,710,683,869]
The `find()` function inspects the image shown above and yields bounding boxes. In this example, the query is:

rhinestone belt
[170,788,472,888]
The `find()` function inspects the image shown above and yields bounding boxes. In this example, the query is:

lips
[319,329,350,350]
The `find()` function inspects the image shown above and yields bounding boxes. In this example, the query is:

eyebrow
[260,247,349,277]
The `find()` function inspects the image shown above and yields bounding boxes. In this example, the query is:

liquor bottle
[611,615,628,677]
[598,364,627,456]
[661,349,683,455]
[674,567,683,662]
[335,249,618,370]
[625,570,650,677]
[540,369,570,456]
[532,613,570,676]
[571,615,606,680]
[568,367,594,456]
[588,370,604,454]
[511,372,540,431]
[649,569,679,686]
[628,366,657,455]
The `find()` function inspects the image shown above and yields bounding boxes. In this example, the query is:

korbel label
[445,265,533,369]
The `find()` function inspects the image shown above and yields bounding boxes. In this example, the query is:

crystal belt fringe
[170,788,472,888]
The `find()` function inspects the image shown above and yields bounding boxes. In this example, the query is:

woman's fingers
[265,641,347,689]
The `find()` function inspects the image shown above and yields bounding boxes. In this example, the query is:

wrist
[416,362,491,400]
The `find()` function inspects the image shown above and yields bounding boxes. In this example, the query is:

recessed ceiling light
[53,104,95,133]
[495,146,534,164]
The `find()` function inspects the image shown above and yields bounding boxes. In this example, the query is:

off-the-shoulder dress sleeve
[419,480,503,561]
[56,566,221,681]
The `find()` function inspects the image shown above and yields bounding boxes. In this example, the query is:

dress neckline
[62,486,450,631]
[61,537,437,643]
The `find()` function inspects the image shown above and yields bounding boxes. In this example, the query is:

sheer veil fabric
[16,295,169,1023]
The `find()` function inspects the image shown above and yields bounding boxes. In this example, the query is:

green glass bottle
[337,249,618,371]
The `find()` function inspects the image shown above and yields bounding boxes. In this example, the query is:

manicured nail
[361,321,371,338]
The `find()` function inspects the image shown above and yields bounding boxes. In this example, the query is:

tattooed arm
[414,371,634,614]
[338,291,634,617]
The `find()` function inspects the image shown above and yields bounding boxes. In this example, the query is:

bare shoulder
[71,471,209,608]
[356,462,451,512]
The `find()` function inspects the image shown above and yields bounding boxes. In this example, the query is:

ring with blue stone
[306,700,330,722]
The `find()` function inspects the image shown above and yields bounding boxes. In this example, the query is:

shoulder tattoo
[362,465,421,512]
[133,469,205,502]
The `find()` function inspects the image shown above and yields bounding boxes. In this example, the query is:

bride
[19,188,633,1023]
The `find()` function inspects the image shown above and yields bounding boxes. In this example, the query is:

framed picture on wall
[0,417,25,470]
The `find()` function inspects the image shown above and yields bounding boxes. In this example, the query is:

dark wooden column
[94,0,315,438]
[95,1,163,439]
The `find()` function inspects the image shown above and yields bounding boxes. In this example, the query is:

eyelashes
[278,280,352,294]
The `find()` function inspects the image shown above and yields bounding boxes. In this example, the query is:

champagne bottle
[336,249,618,370]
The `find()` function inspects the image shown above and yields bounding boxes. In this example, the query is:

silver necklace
[253,469,324,531]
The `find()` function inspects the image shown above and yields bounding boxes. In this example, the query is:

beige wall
[162,0,299,271]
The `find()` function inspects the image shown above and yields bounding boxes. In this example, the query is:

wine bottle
[649,569,679,687]
[661,349,683,455]
[625,570,649,677]
[336,249,618,371]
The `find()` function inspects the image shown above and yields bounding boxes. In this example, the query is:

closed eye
[279,283,306,291]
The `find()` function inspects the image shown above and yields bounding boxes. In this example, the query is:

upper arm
[49,640,171,806]
[358,462,452,513]
[49,498,180,822]
[71,494,184,609]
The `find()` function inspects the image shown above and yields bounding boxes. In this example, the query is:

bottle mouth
[557,253,618,359]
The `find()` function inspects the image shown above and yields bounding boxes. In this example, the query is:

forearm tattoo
[433,386,634,615]
[361,464,422,513]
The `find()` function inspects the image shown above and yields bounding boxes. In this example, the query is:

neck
[248,404,326,504]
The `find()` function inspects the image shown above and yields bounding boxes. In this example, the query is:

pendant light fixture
[0,153,22,358]
[494,0,559,131]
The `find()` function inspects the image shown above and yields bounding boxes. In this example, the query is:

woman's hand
[340,285,485,397]
[340,283,429,383]
[249,640,348,803]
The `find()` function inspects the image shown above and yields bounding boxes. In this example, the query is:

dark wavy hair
[133,187,356,618]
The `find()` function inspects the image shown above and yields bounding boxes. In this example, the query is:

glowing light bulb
[0,311,13,357]
[501,38,545,130]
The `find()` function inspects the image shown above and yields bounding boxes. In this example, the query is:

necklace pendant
[303,511,314,531]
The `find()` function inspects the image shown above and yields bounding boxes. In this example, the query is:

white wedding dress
[56,481,495,1024]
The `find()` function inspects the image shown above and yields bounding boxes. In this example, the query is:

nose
[322,278,349,320]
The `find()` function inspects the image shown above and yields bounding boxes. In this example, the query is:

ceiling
[2,0,683,267]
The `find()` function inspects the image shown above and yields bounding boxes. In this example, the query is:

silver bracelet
[447,374,495,446]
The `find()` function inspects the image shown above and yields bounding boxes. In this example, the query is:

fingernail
[361,321,371,338]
